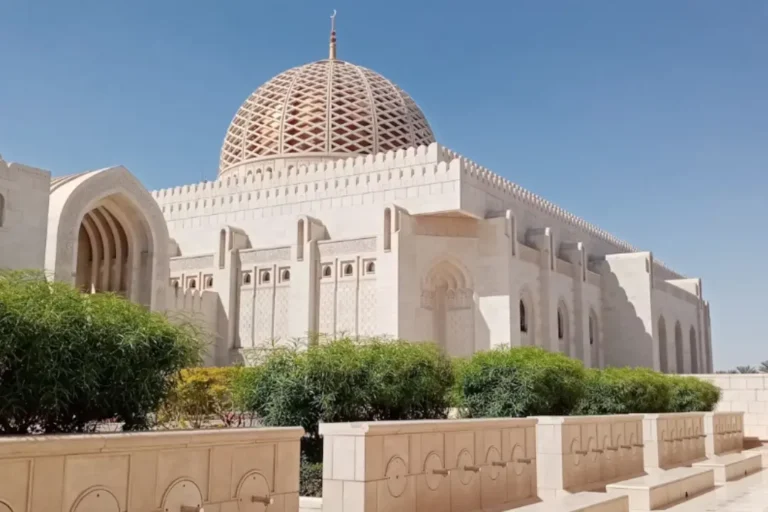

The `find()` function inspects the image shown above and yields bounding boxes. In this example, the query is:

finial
[329,9,337,60]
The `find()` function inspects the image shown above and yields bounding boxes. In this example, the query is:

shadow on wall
[599,268,655,369]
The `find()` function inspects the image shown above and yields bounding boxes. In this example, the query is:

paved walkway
[669,468,768,511]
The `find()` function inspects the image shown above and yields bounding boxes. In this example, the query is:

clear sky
[1,1,765,370]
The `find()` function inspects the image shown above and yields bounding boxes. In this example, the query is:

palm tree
[735,365,758,374]
[759,361,768,373]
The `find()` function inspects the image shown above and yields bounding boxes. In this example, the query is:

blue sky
[1,1,765,369]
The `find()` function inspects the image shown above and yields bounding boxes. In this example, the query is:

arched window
[383,208,392,251]
[366,261,376,274]
[282,269,291,282]
[674,321,684,373]
[205,276,213,288]
[589,310,599,368]
[519,300,528,333]
[219,229,226,269]
[557,301,570,356]
[689,326,698,374]
[172,279,179,291]
[344,264,353,276]
[0,193,6,227]
[323,265,332,278]
[243,273,252,285]
[658,316,669,373]
[188,279,197,290]
[262,271,271,284]
[297,219,305,261]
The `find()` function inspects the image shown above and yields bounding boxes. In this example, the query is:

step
[512,492,629,512]
[605,466,714,510]
[691,451,762,483]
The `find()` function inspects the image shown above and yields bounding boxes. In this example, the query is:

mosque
[0,18,712,373]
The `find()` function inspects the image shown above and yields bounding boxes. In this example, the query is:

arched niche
[658,316,669,373]
[421,258,474,356]
[46,167,169,310]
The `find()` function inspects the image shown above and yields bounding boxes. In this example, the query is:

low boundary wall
[0,427,303,512]
[695,374,768,443]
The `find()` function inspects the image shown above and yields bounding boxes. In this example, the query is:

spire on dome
[329,10,337,60]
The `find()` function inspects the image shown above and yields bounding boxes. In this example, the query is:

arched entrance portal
[46,167,169,310]
[421,259,474,357]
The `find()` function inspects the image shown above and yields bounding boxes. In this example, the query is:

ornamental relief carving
[318,237,376,257]
[240,247,291,265]
[169,254,214,271]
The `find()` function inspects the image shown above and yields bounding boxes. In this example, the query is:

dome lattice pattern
[219,59,435,173]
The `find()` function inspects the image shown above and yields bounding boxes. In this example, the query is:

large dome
[219,59,435,173]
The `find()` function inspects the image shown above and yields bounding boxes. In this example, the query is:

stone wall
[0,427,303,512]
[697,374,768,442]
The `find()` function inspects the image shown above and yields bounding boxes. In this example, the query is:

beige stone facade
[0,46,713,372]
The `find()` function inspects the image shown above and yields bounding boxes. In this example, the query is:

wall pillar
[527,228,553,351]
[561,242,587,365]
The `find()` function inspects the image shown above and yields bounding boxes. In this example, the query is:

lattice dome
[219,59,435,173]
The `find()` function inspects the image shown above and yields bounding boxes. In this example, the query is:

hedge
[456,346,587,418]
[0,270,202,434]
[574,367,673,415]
[666,375,720,412]
[232,338,455,463]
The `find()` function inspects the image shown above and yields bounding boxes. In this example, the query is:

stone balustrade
[642,412,707,471]
[704,412,745,457]
[534,415,645,498]
[318,417,538,512]
[0,427,303,512]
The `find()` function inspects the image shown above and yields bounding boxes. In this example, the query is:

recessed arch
[519,286,535,346]
[557,300,570,356]
[422,257,474,356]
[0,192,5,227]
[658,316,669,373]
[689,326,698,374]
[46,167,169,310]
[589,309,600,368]
[674,321,684,373]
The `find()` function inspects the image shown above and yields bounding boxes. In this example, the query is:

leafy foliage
[0,270,202,434]
[666,375,720,412]
[300,454,323,497]
[158,367,247,428]
[456,346,586,418]
[574,367,673,415]
[232,338,455,462]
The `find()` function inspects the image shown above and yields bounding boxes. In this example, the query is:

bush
[575,367,673,415]
[300,454,323,497]
[457,346,586,418]
[159,367,247,428]
[232,338,455,461]
[667,376,720,412]
[0,270,202,434]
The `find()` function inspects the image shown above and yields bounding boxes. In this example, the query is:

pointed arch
[422,257,474,357]
[46,166,169,310]
[589,309,600,368]
[689,326,698,374]
[519,286,535,346]
[557,300,570,356]
[674,320,684,373]
[658,316,669,373]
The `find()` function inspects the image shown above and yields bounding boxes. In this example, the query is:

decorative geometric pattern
[254,288,273,346]
[358,280,377,336]
[273,287,290,341]
[336,281,357,337]
[238,290,254,348]
[318,282,335,337]
[219,59,435,173]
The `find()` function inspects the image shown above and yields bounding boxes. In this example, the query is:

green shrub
[159,367,247,428]
[575,367,673,415]
[667,376,720,412]
[0,270,202,434]
[457,346,586,418]
[300,454,323,497]
[232,338,454,462]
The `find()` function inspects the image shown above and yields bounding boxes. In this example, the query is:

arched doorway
[46,167,169,310]
[589,309,600,368]
[421,259,474,356]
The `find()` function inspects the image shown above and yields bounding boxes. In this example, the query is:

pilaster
[527,228,554,351]
[562,242,587,365]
